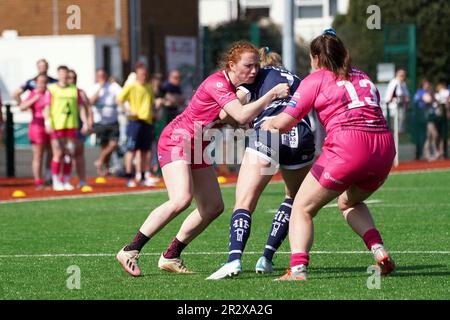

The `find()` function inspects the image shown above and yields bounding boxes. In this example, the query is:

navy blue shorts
[77,130,87,143]
[126,120,153,151]
[94,122,120,146]
[246,120,315,169]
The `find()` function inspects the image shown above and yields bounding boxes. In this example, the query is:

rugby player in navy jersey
[207,48,316,279]
[13,59,57,105]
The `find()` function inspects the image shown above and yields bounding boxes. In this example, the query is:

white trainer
[275,264,308,281]
[158,254,193,273]
[63,182,75,191]
[53,181,65,192]
[255,256,273,274]
[126,179,137,188]
[142,178,157,187]
[116,247,141,277]
[206,259,242,280]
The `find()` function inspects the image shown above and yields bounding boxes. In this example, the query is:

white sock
[135,172,142,181]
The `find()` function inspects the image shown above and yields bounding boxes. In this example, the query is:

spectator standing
[19,74,51,189]
[13,58,57,183]
[117,64,159,187]
[0,92,3,145]
[13,59,57,105]
[88,69,123,176]
[67,69,93,187]
[161,70,186,125]
[385,69,410,133]
[45,66,89,191]
[150,73,165,174]
[415,79,439,161]
[434,83,449,158]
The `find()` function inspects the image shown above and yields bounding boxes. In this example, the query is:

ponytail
[259,47,283,68]
[310,29,351,80]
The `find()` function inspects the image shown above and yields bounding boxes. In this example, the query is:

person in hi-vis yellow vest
[43,65,89,191]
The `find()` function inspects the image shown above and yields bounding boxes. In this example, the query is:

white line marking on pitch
[323,199,383,208]
[0,250,449,259]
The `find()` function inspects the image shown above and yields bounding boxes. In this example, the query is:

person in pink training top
[117,41,290,277]
[262,29,396,281]
[19,74,52,189]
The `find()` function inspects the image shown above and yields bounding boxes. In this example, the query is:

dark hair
[310,33,351,80]
[57,65,69,72]
[96,68,109,76]
[36,73,48,83]
[220,41,259,70]
[134,61,147,72]
[68,69,77,78]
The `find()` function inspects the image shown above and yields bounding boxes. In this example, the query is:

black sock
[163,237,187,259]
[263,198,293,261]
[125,172,134,180]
[228,209,252,262]
[124,231,150,252]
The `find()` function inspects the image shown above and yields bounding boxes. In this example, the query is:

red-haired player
[117,41,289,277]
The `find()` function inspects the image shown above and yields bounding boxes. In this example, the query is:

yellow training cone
[81,185,93,193]
[217,176,227,184]
[12,190,26,198]
[95,177,106,184]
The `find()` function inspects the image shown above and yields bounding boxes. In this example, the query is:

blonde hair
[259,47,283,68]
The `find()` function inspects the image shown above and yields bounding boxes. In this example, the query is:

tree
[333,0,450,85]
[204,19,310,77]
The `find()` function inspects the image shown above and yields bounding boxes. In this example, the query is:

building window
[245,7,270,21]
[103,46,111,75]
[330,0,338,16]
[297,5,323,18]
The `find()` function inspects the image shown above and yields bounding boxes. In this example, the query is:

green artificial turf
[1,170,449,300]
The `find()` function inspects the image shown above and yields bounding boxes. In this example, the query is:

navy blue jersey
[240,66,307,129]
[21,75,57,92]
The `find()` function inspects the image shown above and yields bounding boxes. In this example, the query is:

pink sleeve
[284,73,321,120]
[44,90,51,106]
[206,78,238,109]
[25,90,35,101]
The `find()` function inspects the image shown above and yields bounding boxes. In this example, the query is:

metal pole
[52,0,59,35]
[5,104,15,177]
[115,0,122,35]
[250,22,260,47]
[282,0,296,73]
[130,0,138,67]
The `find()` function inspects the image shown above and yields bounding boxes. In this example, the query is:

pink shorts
[311,130,396,192]
[29,123,50,145]
[51,128,78,140]
[157,127,211,170]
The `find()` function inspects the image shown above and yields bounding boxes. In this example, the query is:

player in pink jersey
[19,74,52,189]
[262,29,396,281]
[117,41,290,277]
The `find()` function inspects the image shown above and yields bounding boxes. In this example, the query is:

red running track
[1,159,450,203]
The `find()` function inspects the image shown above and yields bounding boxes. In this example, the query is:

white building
[0,31,122,104]
[200,0,349,42]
